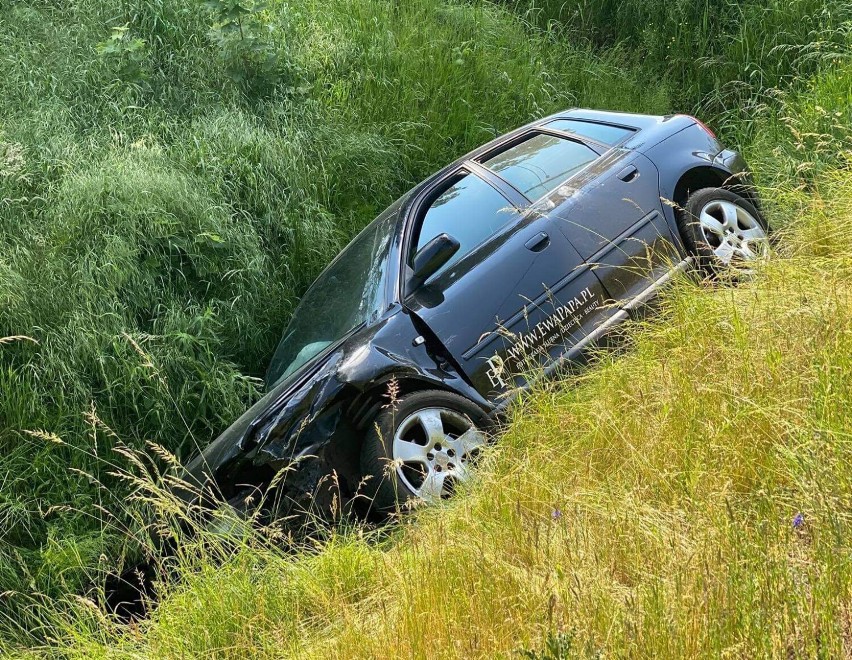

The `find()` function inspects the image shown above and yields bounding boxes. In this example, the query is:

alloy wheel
[391,407,486,502]
[697,199,769,264]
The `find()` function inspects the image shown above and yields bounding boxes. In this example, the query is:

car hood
[180,336,350,499]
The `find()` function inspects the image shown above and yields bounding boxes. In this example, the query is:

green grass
[0,0,665,610]
[1,0,852,655]
[13,164,852,658]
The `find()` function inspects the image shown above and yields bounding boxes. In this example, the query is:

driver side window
[413,172,517,277]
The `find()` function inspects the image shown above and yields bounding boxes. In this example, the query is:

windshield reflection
[266,206,398,388]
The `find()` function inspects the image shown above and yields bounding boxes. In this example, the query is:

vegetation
[0,0,850,656]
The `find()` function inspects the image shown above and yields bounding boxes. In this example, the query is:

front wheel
[360,390,489,511]
[677,187,770,270]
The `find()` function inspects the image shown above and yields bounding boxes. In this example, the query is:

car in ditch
[182,109,770,516]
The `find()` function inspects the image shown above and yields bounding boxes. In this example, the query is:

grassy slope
[0,0,663,605]
[2,0,852,655]
[30,168,852,658]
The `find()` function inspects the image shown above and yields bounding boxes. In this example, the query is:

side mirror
[409,233,460,292]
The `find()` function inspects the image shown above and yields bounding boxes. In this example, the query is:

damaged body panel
[184,305,485,509]
[182,108,767,513]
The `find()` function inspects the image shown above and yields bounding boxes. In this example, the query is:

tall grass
[12,162,852,658]
[0,0,663,607]
[1,0,852,653]
[509,0,852,131]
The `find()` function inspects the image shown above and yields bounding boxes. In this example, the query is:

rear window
[414,172,517,274]
[482,133,598,201]
[545,119,634,146]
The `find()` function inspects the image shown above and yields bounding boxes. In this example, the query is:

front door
[404,168,613,398]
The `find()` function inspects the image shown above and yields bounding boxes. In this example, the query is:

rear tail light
[685,115,717,139]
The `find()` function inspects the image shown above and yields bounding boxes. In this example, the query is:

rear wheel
[360,390,489,511]
[678,187,769,270]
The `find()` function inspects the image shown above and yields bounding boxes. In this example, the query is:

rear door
[546,148,681,305]
[404,134,617,398]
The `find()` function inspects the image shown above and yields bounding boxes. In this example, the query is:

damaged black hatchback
[184,109,769,514]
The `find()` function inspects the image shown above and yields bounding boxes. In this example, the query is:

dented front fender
[181,308,489,503]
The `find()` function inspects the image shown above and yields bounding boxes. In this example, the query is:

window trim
[542,118,637,148]
[464,159,528,208]
[474,128,605,168]
[401,167,521,296]
[476,129,606,207]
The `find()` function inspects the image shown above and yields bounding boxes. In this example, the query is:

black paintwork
[182,109,759,512]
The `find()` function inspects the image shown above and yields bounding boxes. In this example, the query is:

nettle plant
[96,24,148,84]
[203,0,286,95]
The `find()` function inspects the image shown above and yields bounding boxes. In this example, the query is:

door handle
[617,165,639,182]
[524,231,550,252]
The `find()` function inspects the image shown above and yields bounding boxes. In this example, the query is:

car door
[404,160,614,398]
[547,149,682,305]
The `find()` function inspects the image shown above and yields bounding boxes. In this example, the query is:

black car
[184,109,769,514]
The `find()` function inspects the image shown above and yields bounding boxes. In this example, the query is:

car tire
[677,187,770,271]
[360,389,489,512]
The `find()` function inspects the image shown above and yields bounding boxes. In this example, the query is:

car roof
[380,109,696,306]
[396,110,692,216]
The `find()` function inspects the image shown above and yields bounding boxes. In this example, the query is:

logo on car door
[485,285,600,388]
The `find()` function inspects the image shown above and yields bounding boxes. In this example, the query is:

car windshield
[266,207,398,388]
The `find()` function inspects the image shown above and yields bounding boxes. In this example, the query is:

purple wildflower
[551,508,562,520]
[792,513,804,529]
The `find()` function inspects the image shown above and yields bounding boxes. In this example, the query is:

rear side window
[414,173,516,273]
[545,119,634,146]
[482,133,598,201]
